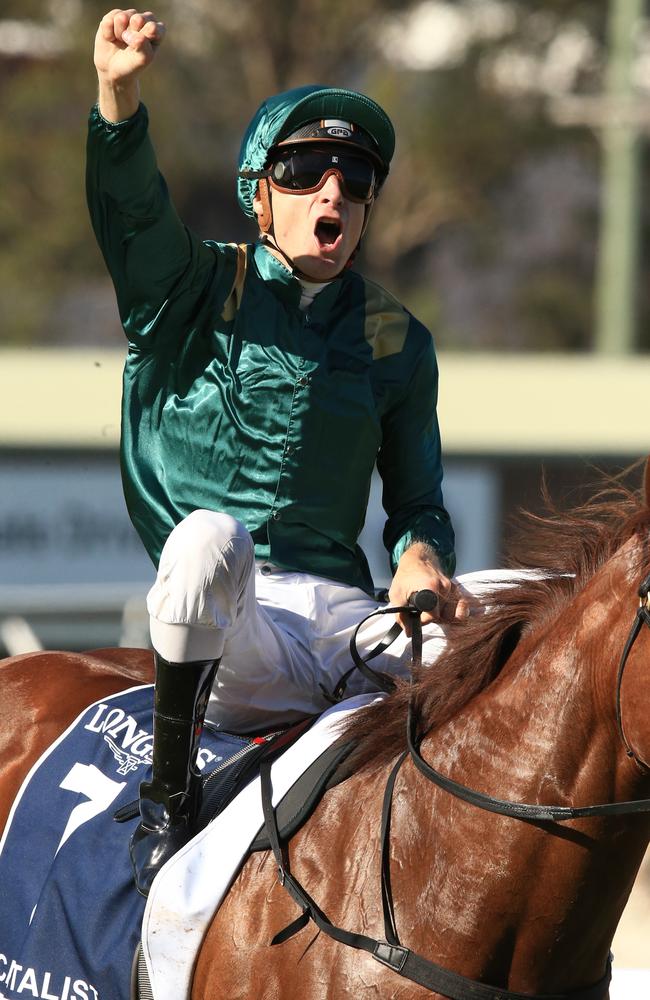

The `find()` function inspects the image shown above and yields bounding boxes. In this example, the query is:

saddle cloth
[0,684,376,1000]
[140,693,377,999]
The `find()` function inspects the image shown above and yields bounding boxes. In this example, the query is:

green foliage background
[0,0,644,350]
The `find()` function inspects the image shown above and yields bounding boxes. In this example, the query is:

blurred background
[1,0,649,652]
[1,0,650,977]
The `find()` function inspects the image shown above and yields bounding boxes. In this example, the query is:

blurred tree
[0,0,643,353]
[364,0,609,349]
[0,0,404,344]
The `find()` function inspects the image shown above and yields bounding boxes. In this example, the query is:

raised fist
[94,9,165,85]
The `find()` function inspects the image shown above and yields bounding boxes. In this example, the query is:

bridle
[409,572,650,824]
[615,570,650,770]
[261,579,650,1000]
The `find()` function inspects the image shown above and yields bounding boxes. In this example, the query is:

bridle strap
[261,752,613,1000]
[260,580,650,999]
[379,750,407,946]
[614,576,650,768]
[407,700,650,820]
[320,605,410,704]
[406,578,650,819]
[322,590,431,703]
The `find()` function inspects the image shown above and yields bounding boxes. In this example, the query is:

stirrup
[129,779,201,896]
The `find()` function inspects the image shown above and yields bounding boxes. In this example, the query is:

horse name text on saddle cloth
[0,685,269,1000]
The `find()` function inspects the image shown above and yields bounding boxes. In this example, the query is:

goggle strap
[239,168,273,179]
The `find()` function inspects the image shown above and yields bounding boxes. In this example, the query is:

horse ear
[645,457,650,509]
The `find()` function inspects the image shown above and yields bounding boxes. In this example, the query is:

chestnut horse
[3,467,650,999]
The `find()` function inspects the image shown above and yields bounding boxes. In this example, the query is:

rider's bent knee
[159,510,254,578]
[166,508,250,550]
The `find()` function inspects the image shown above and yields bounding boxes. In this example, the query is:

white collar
[298,278,331,311]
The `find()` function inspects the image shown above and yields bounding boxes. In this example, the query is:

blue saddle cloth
[0,685,275,1000]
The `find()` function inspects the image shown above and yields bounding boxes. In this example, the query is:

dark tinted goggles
[267,148,377,204]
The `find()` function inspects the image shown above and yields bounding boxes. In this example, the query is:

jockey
[89,10,465,896]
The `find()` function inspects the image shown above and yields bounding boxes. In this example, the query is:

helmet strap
[260,234,301,276]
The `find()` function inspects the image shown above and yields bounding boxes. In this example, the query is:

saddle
[113,717,354,841]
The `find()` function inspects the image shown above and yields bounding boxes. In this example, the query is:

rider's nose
[318,173,344,205]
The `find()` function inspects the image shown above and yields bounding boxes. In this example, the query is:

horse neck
[400,538,650,989]
[430,547,643,799]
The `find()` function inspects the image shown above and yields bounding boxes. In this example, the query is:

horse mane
[339,466,650,774]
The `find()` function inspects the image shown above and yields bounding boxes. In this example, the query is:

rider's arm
[378,327,457,623]
[87,10,239,352]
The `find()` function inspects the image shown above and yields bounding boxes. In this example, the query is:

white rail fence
[0,583,149,656]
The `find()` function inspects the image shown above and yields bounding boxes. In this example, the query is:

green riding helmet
[237,84,396,220]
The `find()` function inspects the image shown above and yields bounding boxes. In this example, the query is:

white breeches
[147,509,513,734]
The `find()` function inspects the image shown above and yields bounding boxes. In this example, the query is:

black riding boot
[129,653,219,896]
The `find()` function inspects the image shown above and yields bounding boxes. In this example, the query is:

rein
[262,579,650,1000]
[410,572,650,825]
[615,572,650,768]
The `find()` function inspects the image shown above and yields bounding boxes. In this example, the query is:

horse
[2,464,650,999]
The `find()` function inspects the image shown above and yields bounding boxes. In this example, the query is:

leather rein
[261,577,650,1000]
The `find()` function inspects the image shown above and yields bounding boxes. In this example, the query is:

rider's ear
[253,180,272,233]
[252,188,263,219]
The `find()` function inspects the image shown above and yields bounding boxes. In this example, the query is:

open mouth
[315,218,342,249]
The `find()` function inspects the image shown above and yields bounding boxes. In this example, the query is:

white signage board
[0,457,152,586]
[0,456,498,589]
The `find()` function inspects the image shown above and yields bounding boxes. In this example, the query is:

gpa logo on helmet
[323,119,353,138]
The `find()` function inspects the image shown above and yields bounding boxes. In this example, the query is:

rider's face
[254,173,366,281]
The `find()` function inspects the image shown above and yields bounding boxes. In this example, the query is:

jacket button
[271,510,282,520]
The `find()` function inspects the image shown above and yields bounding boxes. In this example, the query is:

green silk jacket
[86,104,455,594]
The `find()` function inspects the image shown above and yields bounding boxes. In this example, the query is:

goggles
[251,147,378,204]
